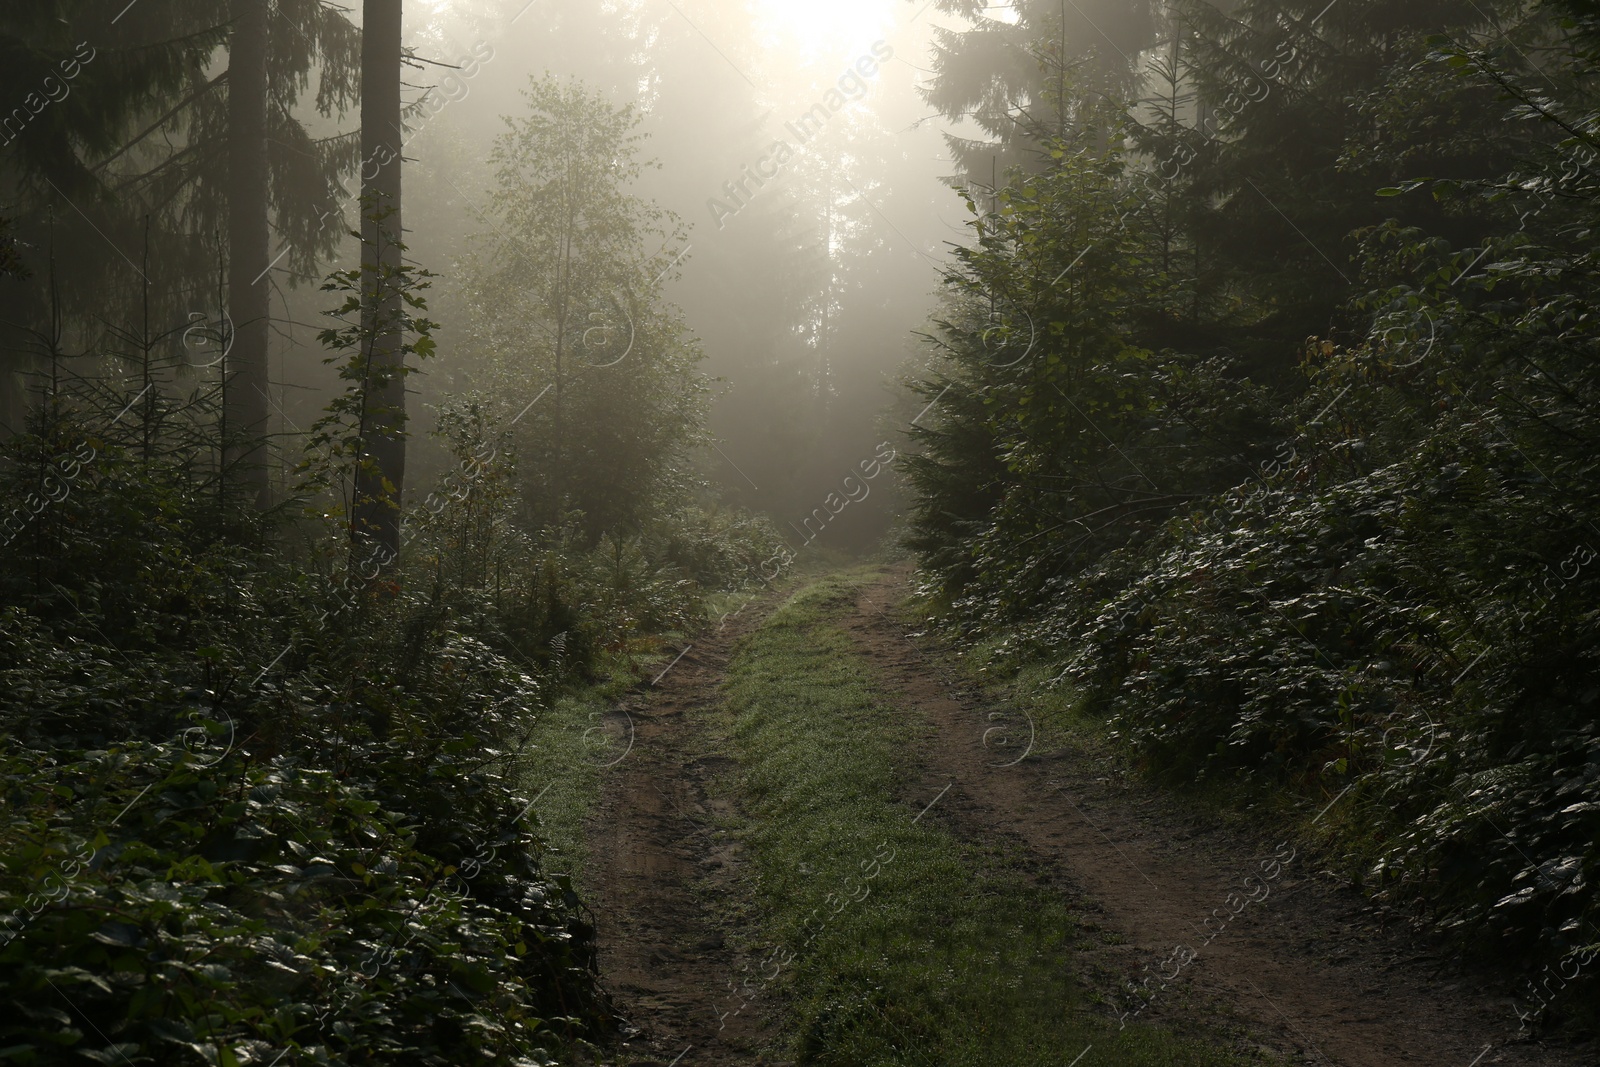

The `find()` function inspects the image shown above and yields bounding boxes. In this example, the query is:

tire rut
[843,567,1592,1067]
[587,603,782,1066]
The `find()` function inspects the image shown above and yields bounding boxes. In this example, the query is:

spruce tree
[917,0,1158,182]
[0,0,360,471]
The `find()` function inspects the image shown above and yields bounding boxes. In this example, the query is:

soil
[586,568,1595,1066]
[586,598,784,1067]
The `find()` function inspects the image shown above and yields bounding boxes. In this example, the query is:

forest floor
[582,564,1594,1067]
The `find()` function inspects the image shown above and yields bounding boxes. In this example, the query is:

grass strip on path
[713,568,1259,1066]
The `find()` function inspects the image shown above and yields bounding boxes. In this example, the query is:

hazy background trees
[452,76,706,541]
[0,0,964,554]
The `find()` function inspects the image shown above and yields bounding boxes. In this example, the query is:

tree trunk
[226,0,271,507]
[354,0,405,562]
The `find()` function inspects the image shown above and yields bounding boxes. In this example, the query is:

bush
[0,736,597,1066]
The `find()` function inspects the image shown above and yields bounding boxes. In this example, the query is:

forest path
[587,565,1589,1066]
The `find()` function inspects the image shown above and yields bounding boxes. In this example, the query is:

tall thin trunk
[213,237,230,511]
[553,155,570,515]
[226,0,271,507]
[140,217,159,463]
[549,130,583,520]
[817,174,833,426]
[354,0,405,561]
[1058,0,1067,142]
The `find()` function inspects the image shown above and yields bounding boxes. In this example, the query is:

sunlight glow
[749,0,895,62]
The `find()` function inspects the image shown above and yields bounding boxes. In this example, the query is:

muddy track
[842,569,1591,1067]
[587,601,781,1067]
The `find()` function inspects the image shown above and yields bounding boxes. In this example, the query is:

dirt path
[587,601,781,1067]
[587,568,1592,1066]
[842,568,1591,1067]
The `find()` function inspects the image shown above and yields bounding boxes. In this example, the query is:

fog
[7,2,1600,1063]
[299,0,969,551]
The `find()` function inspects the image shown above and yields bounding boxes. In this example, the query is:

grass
[711,568,1262,1066]
[514,652,654,898]
[514,688,609,893]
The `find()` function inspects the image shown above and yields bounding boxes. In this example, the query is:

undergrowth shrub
[0,738,595,1066]
[902,10,1600,1026]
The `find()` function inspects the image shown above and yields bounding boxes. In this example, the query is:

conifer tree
[0,0,360,460]
[916,0,1158,182]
